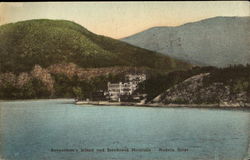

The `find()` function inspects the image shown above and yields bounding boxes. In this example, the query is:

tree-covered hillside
[136,64,250,104]
[0,19,191,73]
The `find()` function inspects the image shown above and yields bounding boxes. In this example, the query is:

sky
[0,2,249,39]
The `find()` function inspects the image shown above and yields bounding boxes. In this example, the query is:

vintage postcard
[0,1,249,160]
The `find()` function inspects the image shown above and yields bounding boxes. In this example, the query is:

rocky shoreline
[75,101,250,109]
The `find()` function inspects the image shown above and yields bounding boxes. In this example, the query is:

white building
[107,74,146,102]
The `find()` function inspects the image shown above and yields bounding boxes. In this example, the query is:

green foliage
[0,19,192,100]
[31,78,51,98]
[136,64,250,103]
[0,19,191,74]
[0,83,19,99]
[50,73,125,100]
[203,64,250,94]
[1,64,249,102]
[72,87,82,99]
[171,98,189,104]
[136,66,216,102]
[0,78,50,100]
[232,80,249,93]
[52,74,74,98]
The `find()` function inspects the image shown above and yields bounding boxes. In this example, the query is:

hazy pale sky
[0,2,249,39]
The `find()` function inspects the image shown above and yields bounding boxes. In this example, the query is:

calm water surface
[0,99,249,160]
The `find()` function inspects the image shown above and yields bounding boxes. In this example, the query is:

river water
[0,99,249,160]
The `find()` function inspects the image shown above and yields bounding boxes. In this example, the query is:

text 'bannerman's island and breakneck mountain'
[0,16,249,107]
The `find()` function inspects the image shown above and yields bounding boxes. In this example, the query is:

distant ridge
[122,16,250,67]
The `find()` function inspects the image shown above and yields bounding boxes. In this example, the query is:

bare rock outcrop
[48,63,147,80]
[31,65,54,92]
[16,72,31,88]
[0,72,17,87]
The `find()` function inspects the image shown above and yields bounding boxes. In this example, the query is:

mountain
[0,19,191,73]
[121,17,250,67]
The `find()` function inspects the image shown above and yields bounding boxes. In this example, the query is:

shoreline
[75,101,250,110]
[0,98,74,102]
[1,99,249,110]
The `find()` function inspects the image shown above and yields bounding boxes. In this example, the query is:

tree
[72,87,82,99]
